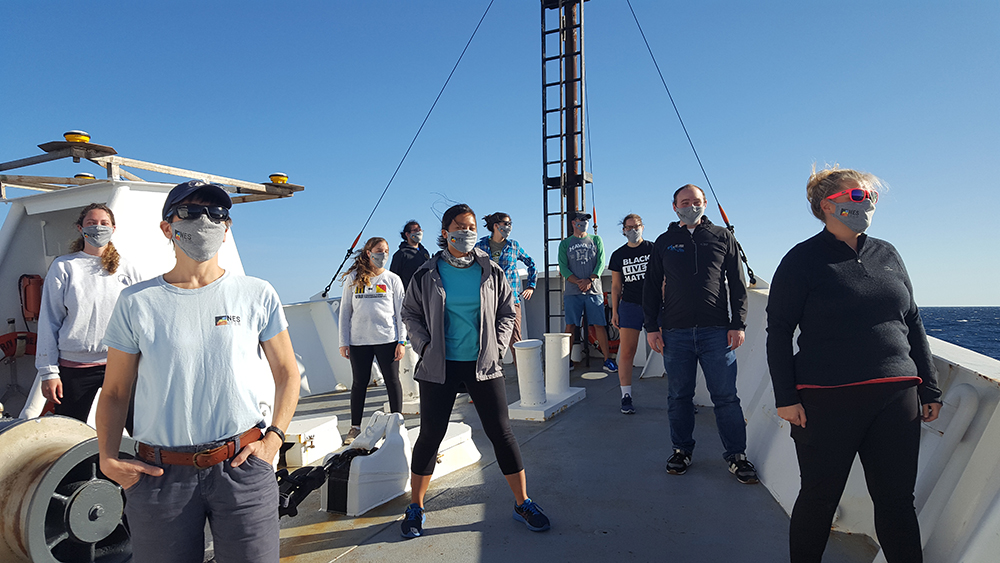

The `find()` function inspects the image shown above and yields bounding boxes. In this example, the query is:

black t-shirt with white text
[608,240,653,305]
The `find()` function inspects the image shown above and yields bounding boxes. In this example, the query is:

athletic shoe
[666,449,692,475]
[513,498,550,532]
[621,394,635,415]
[343,427,361,446]
[603,359,618,373]
[400,503,425,538]
[727,454,759,484]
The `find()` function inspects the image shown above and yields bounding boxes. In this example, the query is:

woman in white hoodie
[339,236,407,444]
[36,203,141,425]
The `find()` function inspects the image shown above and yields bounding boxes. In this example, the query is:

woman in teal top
[399,203,551,538]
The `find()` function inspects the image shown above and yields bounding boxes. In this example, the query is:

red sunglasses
[826,187,878,204]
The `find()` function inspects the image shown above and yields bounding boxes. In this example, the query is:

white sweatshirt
[339,270,407,346]
[35,252,143,380]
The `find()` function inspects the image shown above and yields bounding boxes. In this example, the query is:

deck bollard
[513,340,546,406]
[544,332,571,396]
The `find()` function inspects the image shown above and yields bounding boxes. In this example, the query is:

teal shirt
[437,260,482,361]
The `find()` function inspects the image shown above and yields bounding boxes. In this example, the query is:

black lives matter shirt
[608,240,653,305]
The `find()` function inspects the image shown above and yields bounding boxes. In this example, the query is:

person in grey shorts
[96,180,300,563]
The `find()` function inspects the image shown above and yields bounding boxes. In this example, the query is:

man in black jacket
[390,220,431,290]
[642,184,757,484]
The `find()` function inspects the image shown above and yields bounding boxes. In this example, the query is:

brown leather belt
[136,427,262,469]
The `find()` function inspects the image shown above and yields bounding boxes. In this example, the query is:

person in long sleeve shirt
[765,167,941,562]
[642,184,755,484]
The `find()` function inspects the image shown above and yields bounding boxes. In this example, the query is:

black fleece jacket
[766,229,941,408]
[642,217,748,332]
[389,242,431,290]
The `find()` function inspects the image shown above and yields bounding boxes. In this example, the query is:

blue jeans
[662,327,746,460]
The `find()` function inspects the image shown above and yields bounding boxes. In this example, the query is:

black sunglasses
[170,204,230,221]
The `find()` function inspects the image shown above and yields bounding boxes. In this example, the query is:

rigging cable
[322,0,498,297]
[624,0,756,284]
[584,79,598,235]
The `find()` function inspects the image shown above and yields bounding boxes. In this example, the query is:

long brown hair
[341,237,388,290]
[69,203,120,274]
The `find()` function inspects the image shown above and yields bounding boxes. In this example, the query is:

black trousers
[349,343,402,426]
[789,382,922,563]
[411,360,523,476]
[54,365,134,434]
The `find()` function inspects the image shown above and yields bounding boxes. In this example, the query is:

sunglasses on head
[826,188,878,204]
[170,204,230,221]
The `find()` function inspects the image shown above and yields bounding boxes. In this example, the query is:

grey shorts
[124,454,279,563]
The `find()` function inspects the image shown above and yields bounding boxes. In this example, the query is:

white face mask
[170,215,227,262]
[447,229,478,254]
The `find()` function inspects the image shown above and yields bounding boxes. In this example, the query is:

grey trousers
[124,455,279,563]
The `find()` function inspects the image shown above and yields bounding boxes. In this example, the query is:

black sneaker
[400,503,425,538]
[727,454,759,484]
[620,394,635,415]
[513,498,550,532]
[665,449,692,475]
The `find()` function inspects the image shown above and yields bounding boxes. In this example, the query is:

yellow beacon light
[269,172,289,184]
[63,130,91,143]
[74,173,96,179]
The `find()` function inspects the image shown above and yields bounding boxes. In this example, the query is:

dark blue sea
[921,307,1000,361]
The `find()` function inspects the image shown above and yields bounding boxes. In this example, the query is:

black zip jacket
[765,230,941,407]
[642,217,748,333]
[389,242,431,290]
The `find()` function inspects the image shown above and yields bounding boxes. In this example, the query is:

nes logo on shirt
[215,315,241,326]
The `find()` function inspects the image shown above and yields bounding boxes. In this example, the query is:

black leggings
[54,365,134,435]
[411,360,523,476]
[789,382,922,563]
[349,343,402,426]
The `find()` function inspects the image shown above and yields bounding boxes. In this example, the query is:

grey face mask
[832,199,875,234]
[370,252,388,269]
[675,205,705,226]
[574,221,590,234]
[447,229,478,254]
[409,231,423,244]
[624,227,643,244]
[498,224,512,238]
[171,215,227,262]
[81,225,114,248]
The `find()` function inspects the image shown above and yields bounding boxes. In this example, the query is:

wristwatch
[264,425,286,442]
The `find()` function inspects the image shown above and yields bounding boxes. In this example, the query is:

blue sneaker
[513,498,550,532]
[603,359,618,373]
[400,503,425,538]
[621,394,635,414]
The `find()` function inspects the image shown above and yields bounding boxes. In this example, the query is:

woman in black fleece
[766,167,942,563]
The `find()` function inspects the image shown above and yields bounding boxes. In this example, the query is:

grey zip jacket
[401,247,516,384]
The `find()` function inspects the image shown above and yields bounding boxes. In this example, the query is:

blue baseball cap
[162,180,232,221]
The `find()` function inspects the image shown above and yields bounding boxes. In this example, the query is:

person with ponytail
[399,203,550,539]
[35,203,142,425]
[474,212,536,357]
[339,237,407,445]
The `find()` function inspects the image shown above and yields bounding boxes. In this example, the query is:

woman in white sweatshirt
[339,237,407,444]
[36,203,141,425]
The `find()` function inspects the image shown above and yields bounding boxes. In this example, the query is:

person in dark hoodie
[389,220,431,290]
[766,167,941,563]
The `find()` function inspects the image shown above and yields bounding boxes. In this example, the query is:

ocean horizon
[921,307,1000,361]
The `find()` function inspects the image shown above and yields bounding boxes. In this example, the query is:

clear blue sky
[2,1,997,306]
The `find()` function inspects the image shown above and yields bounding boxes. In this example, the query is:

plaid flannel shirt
[475,236,536,305]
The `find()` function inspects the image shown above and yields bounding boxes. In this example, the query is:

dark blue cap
[162,180,232,220]
[573,212,592,221]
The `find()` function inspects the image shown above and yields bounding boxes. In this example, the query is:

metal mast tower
[541,0,592,333]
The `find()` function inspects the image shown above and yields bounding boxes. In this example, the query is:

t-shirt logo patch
[376,284,387,293]
[216,315,241,326]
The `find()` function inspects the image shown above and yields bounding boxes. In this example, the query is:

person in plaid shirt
[475,212,536,352]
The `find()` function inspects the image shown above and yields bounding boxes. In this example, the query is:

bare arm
[610,271,623,328]
[232,330,300,466]
[97,348,162,488]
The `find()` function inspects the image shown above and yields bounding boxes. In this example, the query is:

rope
[321,0,497,297]
[624,0,756,284]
